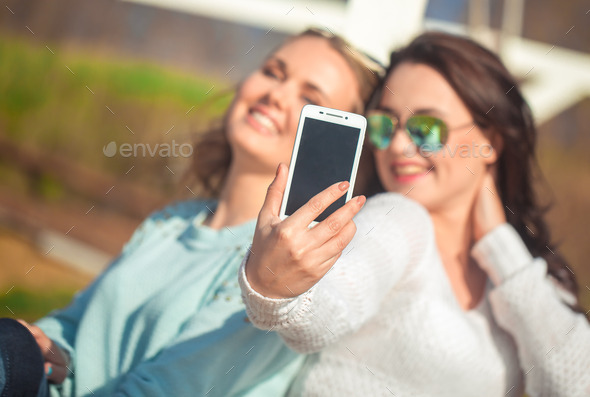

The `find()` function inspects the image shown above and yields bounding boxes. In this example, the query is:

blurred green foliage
[0,36,233,192]
[0,37,237,320]
[0,287,77,323]
[0,35,587,319]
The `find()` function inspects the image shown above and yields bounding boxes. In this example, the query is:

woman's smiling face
[225,35,362,175]
[373,62,498,212]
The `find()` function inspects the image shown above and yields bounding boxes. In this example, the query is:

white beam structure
[124,0,590,125]
[123,0,428,64]
[502,37,590,124]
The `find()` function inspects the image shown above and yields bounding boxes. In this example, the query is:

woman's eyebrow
[412,107,446,117]
[375,105,397,115]
[379,106,446,118]
[270,55,329,102]
[267,56,287,72]
[303,81,329,102]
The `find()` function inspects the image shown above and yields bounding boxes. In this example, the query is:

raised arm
[473,225,590,396]
[240,164,434,353]
[472,171,590,396]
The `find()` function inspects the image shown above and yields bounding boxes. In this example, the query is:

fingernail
[46,365,53,377]
[338,181,349,191]
[276,164,281,176]
[356,195,366,206]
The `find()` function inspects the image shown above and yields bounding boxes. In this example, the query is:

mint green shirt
[36,200,304,396]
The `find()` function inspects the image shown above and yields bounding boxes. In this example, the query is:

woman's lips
[246,108,279,136]
[391,163,432,183]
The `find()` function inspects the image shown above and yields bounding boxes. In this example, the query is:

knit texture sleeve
[472,224,590,396]
[239,193,434,353]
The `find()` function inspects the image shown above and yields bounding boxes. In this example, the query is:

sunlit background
[0,0,588,322]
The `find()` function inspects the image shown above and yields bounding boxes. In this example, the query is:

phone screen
[285,118,361,222]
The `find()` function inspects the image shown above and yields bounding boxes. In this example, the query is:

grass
[0,287,78,323]
[0,35,233,194]
[0,36,237,321]
[0,229,93,323]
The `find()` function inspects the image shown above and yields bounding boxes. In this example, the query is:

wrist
[472,223,533,285]
[58,345,71,367]
[243,249,288,299]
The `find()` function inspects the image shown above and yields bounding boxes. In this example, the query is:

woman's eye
[262,67,282,80]
[301,95,319,106]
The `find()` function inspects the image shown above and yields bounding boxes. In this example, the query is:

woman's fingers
[16,319,69,384]
[17,320,46,350]
[247,175,363,299]
[17,320,69,367]
[258,163,289,222]
[482,167,499,195]
[315,219,358,264]
[310,195,365,242]
[45,339,69,367]
[306,220,358,278]
[45,362,67,384]
[18,322,50,355]
[473,168,506,241]
[284,180,351,228]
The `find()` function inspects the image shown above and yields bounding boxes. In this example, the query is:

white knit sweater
[239,193,590,397]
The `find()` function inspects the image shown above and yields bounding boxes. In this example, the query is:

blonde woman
[0,29,382,397]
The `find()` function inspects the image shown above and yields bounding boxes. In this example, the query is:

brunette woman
[241,32,590,396]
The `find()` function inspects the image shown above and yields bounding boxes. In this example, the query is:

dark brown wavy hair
[363,31,580,306]
[186,28,384,197]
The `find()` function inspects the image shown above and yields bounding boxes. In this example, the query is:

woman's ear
[483,131,503,165]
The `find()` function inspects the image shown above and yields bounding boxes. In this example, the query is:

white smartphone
[279,104,366,225]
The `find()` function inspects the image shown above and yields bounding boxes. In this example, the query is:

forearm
[473,224,590,396]
[239,259,358,353]
[240,193,433,353]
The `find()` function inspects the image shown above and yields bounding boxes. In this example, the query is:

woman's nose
[388,127,416,158]
[266,81,294,110]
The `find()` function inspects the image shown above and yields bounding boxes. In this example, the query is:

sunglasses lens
[367,114,394,149]
[406,115,448,152]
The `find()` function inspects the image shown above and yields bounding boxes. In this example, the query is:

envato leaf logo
[103,141,117,157]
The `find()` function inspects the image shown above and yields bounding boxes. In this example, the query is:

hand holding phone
[244,105,367,299]
[245,163,366,299]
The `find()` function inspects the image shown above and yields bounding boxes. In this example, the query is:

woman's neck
[430,200,488,310]
[430,204,474,269]
[205,163,274,230]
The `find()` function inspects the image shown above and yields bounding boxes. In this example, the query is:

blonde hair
[187,28,383,197]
